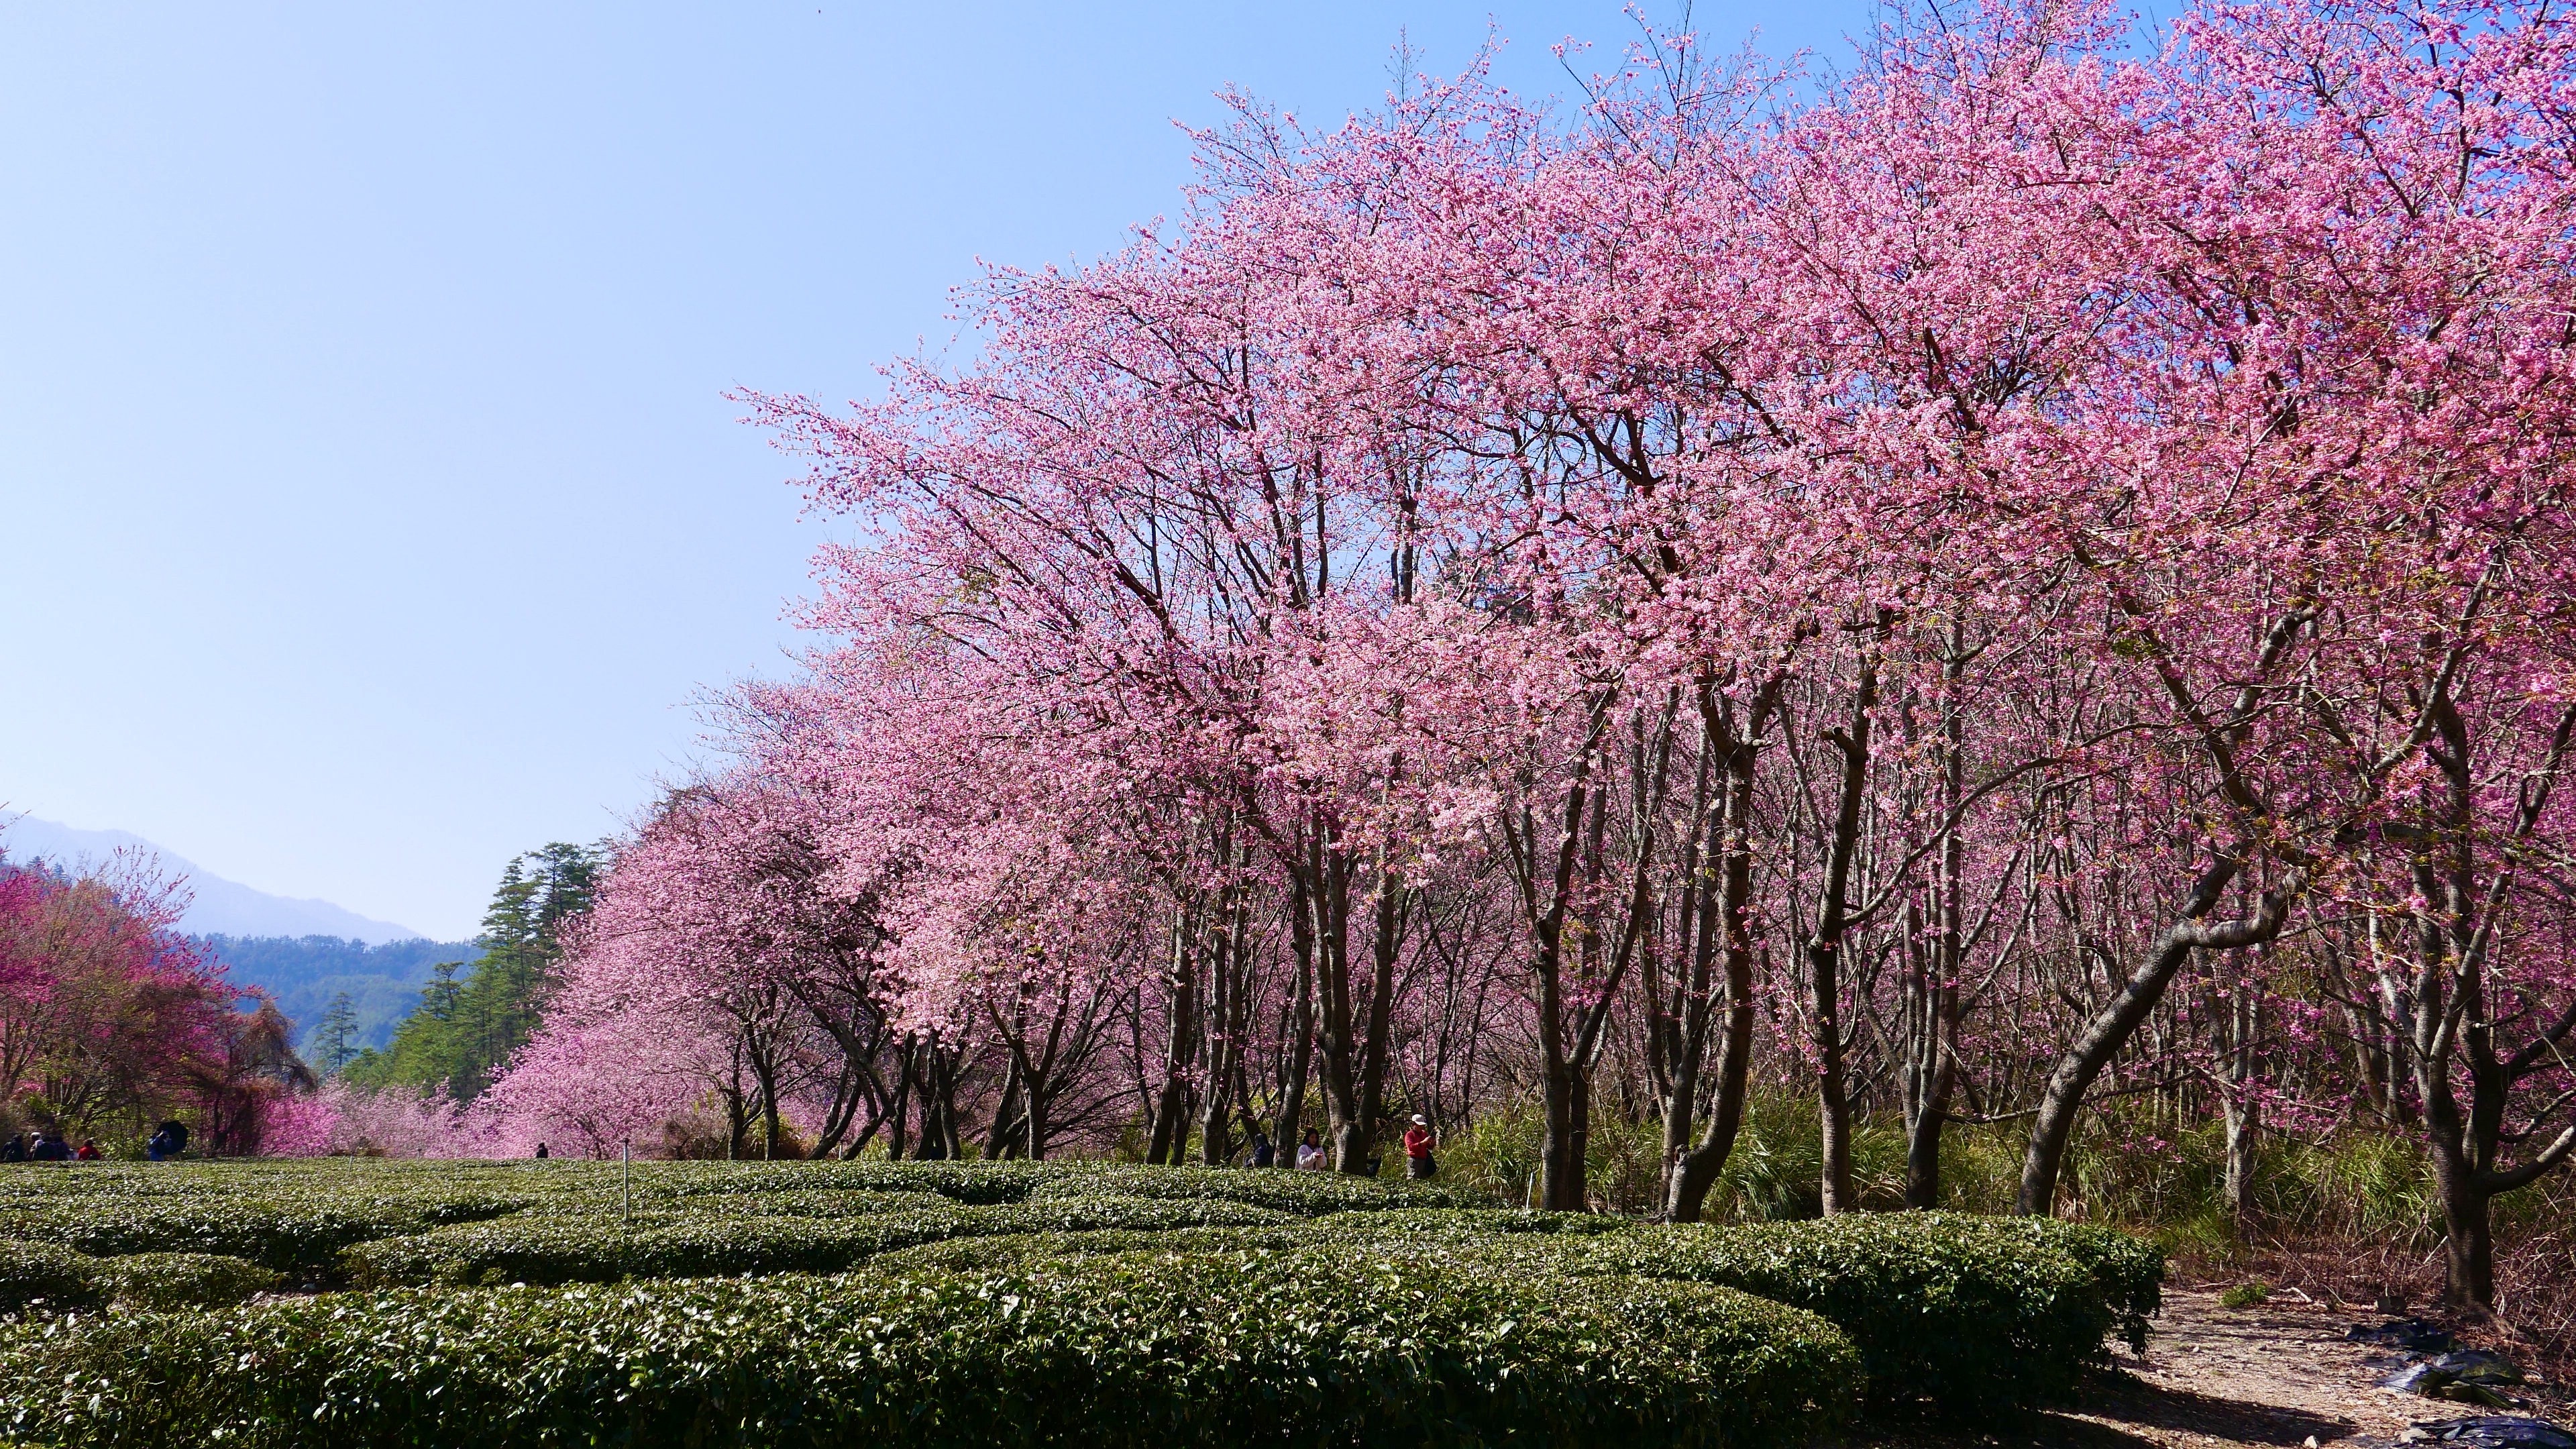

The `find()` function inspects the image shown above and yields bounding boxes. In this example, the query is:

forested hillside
[197,936,476,1056]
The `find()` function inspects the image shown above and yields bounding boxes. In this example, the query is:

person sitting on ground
[1247,1129,1275,1169]
[534,1142,550,1159]
[0,1134,23,1164]
[30,1131,70,1163]
[1295,1128,1326,1171]
[1403,1114,1437,1179]
[73,1139,99,1162]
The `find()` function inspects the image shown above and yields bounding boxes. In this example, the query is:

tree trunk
[1022,1069,1049,1164]
[983,1055,1024,1161]
[1350,871,1406,1173]
[2017,853,2291,1215]
[1809,644,1878,1217]
[1666,684,1771,1223]
[1311,835,1371,1174]
[1902,969,1960,1210]
[1903,645,1968,1212]
[888,1039,914,1160]
[1198,930,1237,1167]
[2220,979,2261,1228]
[2435,1153,2496,1308]
[1540,1056,1587,1210]
[1273,864,1316,1168]
[1148,904,1200,1167]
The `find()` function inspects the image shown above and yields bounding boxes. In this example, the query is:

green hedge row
[0,1200,405,1275]
[1951,1216,2163,1350]
[1557,1213,2140,1413]
[0,1241,280,1315]
[85,1253,282,1311]
[866,1209,1623,1273]
[860,1211,2160,1417]
[0,1242,103,1316]
[343,1196,1299,1287]
[0,1250,1860,1449]
[661,1159,1037,1204]
[1022,1165,1489,1215]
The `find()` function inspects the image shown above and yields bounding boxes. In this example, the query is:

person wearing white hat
[1401,1114,1437,1180]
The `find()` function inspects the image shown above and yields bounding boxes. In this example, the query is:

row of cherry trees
[486,0,2576,1307]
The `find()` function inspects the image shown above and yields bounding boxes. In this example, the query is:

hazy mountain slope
[0,815,421,943]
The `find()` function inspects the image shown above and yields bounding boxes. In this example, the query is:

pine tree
[341,843,606,1099]
[313,992,361,1075]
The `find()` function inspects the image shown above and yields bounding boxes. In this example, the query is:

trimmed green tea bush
[666,1159,1042,1204]
[870,1223,1326,1272]
[1,1249,1858,1449]
[0,1240,101,1316]
[1024,1164,1489,1214]
[0,1193,523,1274]
[1560,1212,2151,1414]
[630,1187,928,1220]
[866,1209,1623,1273]
[88,1253,281,1311]
[1307,1206,1634,1238]
[343,1195,1297,1287]
[1949,1216,2164,1351]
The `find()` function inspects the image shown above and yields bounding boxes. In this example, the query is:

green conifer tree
[341,843,606,1099]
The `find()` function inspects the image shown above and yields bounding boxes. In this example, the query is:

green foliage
[1442,1093,1920,1218]
[311,992,360,1075]
[2218,1281,2271,1309]
[1436,1100,1678,1212]
[1552,1212,2158,1415]
[1024,1164,1489,1215]
[197,936,478,1064]
[0,1197,433,1273]
[0,1173,532,1274]
[867,1224,1326,1272]
[0,1252,1860,1449]
[823,1207,2163,1420]
[89,1253,281,1310]
[0,1157,2159,1442]
[342,845,606,1100]
[865,1210,1628,1273]
[1948,1216,2165,1352]
[665,1159,1038,1204]
[0,1240,101,1316]
[343,1196,1298,1287]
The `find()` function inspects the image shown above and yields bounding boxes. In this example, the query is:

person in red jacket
[1402,1115,1436,1179]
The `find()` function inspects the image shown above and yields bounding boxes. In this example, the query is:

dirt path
[1865,1290,2571,1448]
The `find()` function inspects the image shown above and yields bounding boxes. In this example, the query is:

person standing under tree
[1403,1115,1436,1180]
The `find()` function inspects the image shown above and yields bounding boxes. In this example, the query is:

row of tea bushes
[1,1249,1860,1449]
[0,1160,2166,1439]
[0,1195,526,1275]
[857,1210,2148,1415]
[663,1159,1491,1214]
[0,1161,1476,1279]
[1558,1214,2154,1413]
[342,1196,1301,1287]
[0,1242,278,1316]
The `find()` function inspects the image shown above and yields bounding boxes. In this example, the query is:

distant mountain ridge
[0,814,422,943]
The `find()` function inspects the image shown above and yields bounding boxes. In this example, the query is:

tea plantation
[0,1159,2160,1447]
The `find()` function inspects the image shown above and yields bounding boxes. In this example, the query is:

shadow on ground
[1850,1371,2357,1448]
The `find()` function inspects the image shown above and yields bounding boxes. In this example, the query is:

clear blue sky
[1,1,1874,941]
